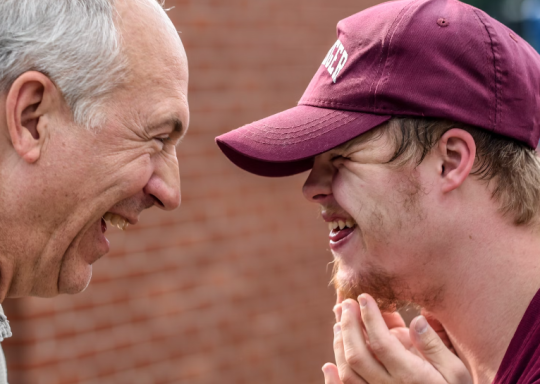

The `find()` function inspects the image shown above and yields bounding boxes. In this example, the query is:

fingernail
[415,316,428,335]
[359,295,367,308]
[334,323,341,335]
[342,301,350,312]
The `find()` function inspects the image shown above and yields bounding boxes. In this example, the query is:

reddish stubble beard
[331,257,411,312]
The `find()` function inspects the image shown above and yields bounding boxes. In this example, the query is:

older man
[217,0,540,383]
[0,0,188,381]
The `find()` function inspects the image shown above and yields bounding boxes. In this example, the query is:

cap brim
[216,105,391,177]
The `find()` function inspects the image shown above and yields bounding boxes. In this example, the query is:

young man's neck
[424,223,540,384]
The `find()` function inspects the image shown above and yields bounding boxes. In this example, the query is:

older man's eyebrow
[148,117,184,135]
[146,117,186,147]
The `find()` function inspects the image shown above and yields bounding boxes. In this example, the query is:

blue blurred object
[463,0,540,52]
[522,0,540,51]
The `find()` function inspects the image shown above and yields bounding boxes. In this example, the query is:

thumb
[410,316,472,384]
[322,363,343,384]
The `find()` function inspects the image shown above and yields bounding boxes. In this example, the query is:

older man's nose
[143,162,181,211]
[144,174,181,210]
[302,155,334,203]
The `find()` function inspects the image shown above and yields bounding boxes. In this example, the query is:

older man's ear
[5,71,59,164]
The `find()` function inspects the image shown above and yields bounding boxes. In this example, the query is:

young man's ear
[5,71,59,163]
[437,128,476,193]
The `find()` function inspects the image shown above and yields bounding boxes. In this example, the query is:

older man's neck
[424,223,540,384]
[0,256,15,303]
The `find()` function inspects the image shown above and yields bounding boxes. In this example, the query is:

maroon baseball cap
[216,0,540,177]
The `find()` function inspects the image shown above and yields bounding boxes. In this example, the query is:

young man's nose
[143,161,181,211]
[302,155,334,203]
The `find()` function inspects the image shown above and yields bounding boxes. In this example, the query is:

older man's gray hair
[0,0,128,129]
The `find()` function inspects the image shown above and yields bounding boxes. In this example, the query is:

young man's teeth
[328,219,357,232]
[103,213,129,231]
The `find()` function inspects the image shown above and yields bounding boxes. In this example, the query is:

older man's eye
[154,135,170,144]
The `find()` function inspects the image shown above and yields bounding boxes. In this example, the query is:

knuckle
[333,337,343,350]
[341,315,355,329]
[398,372,418,384]
[368,338,389,357]
[344,349,381,382]
[345,351,363,368]
[339,370,357,384]
[422,336,444,355]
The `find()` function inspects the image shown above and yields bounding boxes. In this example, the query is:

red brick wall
[2,1,382,383]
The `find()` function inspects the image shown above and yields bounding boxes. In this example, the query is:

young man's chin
[332,263,408,311]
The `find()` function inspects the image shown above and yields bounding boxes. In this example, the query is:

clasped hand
[323,294,472,384]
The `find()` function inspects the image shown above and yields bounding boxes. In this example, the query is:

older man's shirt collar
[0,306,12,342]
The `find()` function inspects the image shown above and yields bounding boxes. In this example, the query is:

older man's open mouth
[101,212,136,232]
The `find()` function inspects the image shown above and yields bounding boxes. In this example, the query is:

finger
[423,314,455,352]
[410,316,472,384]
[382,311,406,329]
[340,299,388,382]
[389,327,415,352]
[333,322,369,384]
[357,294,410,374]
[334,304,343,322]
[322,363,343,384]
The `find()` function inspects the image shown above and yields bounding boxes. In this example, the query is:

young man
[216,0,540,383]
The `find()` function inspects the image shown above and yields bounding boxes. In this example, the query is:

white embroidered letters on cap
[322,39,348,83]
[322,40,341,68]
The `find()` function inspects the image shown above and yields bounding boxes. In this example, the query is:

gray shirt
[0,344,7,384]
[0,305,12,384]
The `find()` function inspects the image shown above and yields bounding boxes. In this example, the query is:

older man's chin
[27,260,94,298]
[55,222,109,296]
[58,264,93,295]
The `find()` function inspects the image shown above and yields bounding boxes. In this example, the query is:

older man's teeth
[103,213,129,231]
[328,219,357,232]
